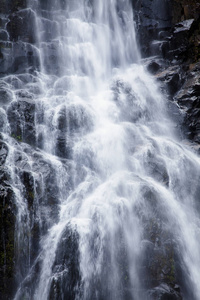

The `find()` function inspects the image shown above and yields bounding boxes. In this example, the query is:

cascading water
[1,0,200,299]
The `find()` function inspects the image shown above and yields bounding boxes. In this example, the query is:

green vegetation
[11,133,22,142]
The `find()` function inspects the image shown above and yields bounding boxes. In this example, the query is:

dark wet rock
[9,144,72,279]
[0,163,11,184]
[3,75,23,89]
[7,98,36,146]
[136,0,200,147]
[0,141,8,166]
[12,257,41,300]
[132,0,172,30]
[136,186,182,299]
[147,61,161,75]
[174,19,195,34]
[156,66,185,96]
[0,1,199,299]
[7,9,37,43]
[40,41,61,76]
[55,104,94,159]
[143,57,169,74]
[25,82,43,95]
[163,18,197,61]
[0,87,14,106]
[148,283,182,300]
[0,0,27,14]
[11,42,40,74]
[49,226,82,300]
[134,0,200,61]
[0,109,8,132]
[144,154,169,185]
[57,107,67,132]
[15,89,34,100]
[32,154,61,232]
[39,0,67,11]
[40,18,59,43]
[11,0,27,12]
[173,67,200,143]
[133,0,172,57]
[17,73,38,84]
[13,150,30,171]
[19,169,41,263]
[0,17,8,30]
[0,184,16,300]
[56,134,70,159]
[5,142,72,289]
[171,0,200,24]
[0,80,10,89]
[0,41,13,75]
[0,41,40,75]
[66,104,94,134]
[0,30,9,41]
[0,1,10,14]
[111,79,146,122]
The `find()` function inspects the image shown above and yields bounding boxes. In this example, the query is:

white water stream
[10,0,200,299]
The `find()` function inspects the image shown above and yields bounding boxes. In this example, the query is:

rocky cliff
[134,0,200,149]
[0,1,59,299]
[0,1,200,299]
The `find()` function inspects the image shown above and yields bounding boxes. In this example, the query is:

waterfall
[1,0,200,299]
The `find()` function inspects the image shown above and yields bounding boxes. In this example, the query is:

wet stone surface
[0,0,200,300]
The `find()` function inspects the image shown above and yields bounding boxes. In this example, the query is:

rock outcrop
[133,1,200,299]
[134,0,200,150]
[134,0,200,60]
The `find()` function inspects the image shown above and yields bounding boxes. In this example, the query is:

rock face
[7,98,36,146]
[0,2,61,298]
[136,4,200,297]
[134,0,200,60]
[174,63,200,144]
[132,0,173,57]
[0,140,16,300]
[133,1,200,299]
[134,0,200,150]
[0,2,39,76]
[49,227,81,300]
[0,1,200,300]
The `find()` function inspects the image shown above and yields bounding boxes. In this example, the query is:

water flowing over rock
[0,1,200,300]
